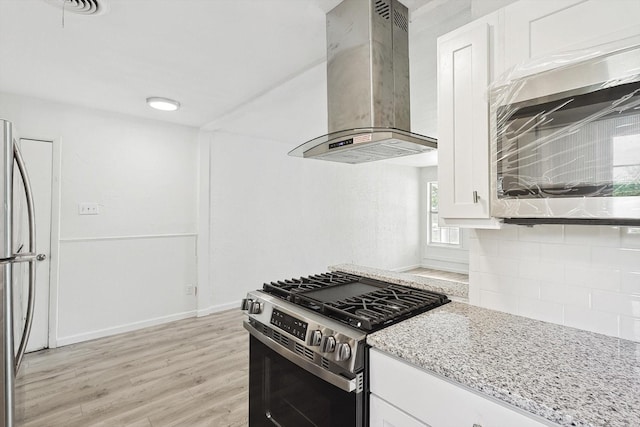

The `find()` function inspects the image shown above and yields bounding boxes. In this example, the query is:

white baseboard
[56,310,197,347]
[420,259,469,274]
[197,300,240,317]
[394,264,422,273]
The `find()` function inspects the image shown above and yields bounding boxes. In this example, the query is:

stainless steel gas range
[241,271,450,427]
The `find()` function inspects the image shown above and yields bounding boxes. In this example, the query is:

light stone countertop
[328,263,469,300]
[367,301,640,427]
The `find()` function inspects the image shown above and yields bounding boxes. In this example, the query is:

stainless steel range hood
[288,0,436,164]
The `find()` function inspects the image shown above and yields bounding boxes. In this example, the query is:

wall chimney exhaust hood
[288,0,436,164]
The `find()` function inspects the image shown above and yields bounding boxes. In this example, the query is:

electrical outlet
[185,284,194,295]
[78,203,99,215]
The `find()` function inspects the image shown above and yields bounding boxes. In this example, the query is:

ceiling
[0,0,434,129]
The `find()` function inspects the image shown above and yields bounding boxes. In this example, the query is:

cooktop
[262,271,450,332]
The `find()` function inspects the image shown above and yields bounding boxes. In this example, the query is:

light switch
[78,203,99,215]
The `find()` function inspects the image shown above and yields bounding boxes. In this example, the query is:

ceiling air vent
[374,0,390,20]
[42,0,108,16]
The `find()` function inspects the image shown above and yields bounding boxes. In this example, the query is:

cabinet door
[370,394,429,427]
[437,19,498,227]
[370,349,554,427]
[504,0,640,73]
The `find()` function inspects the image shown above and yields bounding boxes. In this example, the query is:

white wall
[0,92,199,345]
[195,0,520,309]
[208,132,421,306]
[410,0,472,139]
[197,63,422,310]
[470,225,640,342]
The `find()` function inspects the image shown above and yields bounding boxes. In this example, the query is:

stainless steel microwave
[490,43,640,225]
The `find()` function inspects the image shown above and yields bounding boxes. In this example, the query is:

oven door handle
[244,321,362,394]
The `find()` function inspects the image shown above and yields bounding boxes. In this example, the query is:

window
[427,182,460,246]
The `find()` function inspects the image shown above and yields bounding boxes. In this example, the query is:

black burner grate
[263,272,361,299]
[262,272,450,332]
[321,285,448,330]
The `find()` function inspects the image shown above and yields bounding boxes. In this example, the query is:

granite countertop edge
[328,263,469,299]
[365,301,640,427]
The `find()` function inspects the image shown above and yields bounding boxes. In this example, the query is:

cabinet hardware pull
[473,191,479,203]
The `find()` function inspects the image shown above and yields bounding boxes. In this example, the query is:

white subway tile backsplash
[479,290,519,315]
[620,227,640,248]
[469,271,481,305]
[621,272,640,296]
[518,297,564,324]
[566,285,592,309]
[472,224,640,342]
[564,305,619,337]
[564,225,621,247]
[517,277,541,299]
[478,255,519,277]
[540,283,591,309]
[469,237,499,257]
[619,315,640,342]
[589,246,623,268]
[564,264,620,291]
[518,259,564,282]
[477,272,519,295]
[518,225,564,243]
[591,247,640,268]
[618,248,640,266]
[592,291,640,317]
[498,240,540,260]
[539,243,590,264]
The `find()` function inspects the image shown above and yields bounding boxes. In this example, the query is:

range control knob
[335,343,351,361]
[309,330,323,346]
[240,298,252,311]
[320,336,336,353]
[248,301,263,314]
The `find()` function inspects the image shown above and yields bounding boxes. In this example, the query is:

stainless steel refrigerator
[1,119,45,427]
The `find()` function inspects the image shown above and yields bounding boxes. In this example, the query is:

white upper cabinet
[504,0,640,75]
[437,12,503,229]
[436,0,640,229]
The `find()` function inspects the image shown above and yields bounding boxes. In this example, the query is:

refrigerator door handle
[0,253,45,265]
[13,143,40,374]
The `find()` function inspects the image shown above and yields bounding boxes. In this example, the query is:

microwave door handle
[13,143,38,375]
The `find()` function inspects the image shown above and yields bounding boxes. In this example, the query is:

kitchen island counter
[367,301,640,427]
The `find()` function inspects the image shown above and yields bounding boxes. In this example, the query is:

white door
[20,138,53,352]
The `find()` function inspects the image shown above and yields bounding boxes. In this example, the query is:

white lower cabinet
[370,394,428,427]
[369,349,555,427]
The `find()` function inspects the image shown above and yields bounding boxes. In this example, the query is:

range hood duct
[288,0,436,164]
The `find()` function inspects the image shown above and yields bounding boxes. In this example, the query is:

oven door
[249,334,365,427]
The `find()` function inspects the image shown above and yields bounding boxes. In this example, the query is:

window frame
[427,181,461,247]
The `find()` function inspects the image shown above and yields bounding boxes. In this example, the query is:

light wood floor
[16,309,249,427]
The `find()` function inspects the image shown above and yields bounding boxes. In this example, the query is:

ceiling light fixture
[146,97,181,112]
[42,0,109,16]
